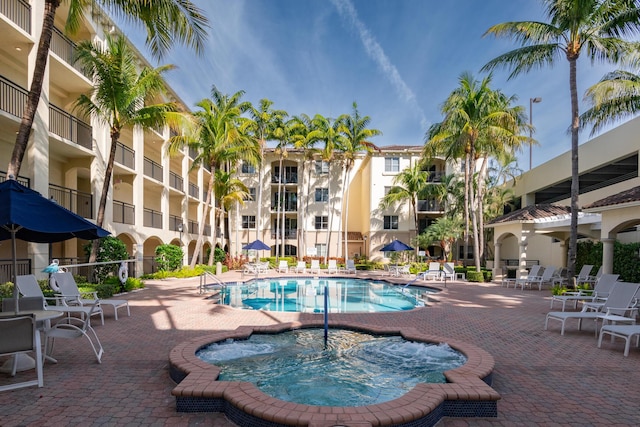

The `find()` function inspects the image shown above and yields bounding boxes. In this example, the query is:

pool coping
[170,319,500,426]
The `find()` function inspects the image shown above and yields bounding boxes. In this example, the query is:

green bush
[124,277,145,292]
[576,241,639,282]
[155,244,184,271]
[94,281,118,299]
[467,271,485,282]
[84,236,129,283]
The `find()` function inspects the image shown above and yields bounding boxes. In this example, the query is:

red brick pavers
[1,271,639,426]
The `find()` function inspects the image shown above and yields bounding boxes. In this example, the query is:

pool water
[196,329,467,406]
[218,278,435,312]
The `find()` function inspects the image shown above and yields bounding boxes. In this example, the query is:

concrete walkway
[1,269,639,426]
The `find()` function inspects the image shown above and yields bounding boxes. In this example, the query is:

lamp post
[363,234,368,259]
[529,97,542,170]
[177,223,183,245]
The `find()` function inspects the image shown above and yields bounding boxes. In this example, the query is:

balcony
[417,199,443,212]
[188,182,199,199]
[51,26,87,77]
[0,171,29,187]
[428,171,444,183]
[188,220,198,234]
[169,215,182,232]
[113,200,135,224]
[49,104,92,149]
[49,183,93,219]
[203,224,211,236]
[143,157,163,181]
[271,173,298,184]
[115,142,135,169]
[0,75,28,119]
[169,171,183,192]
[143,208,162,229]
[1,0,31,34]
[271,230,297,240]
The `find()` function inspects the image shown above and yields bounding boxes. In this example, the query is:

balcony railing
[113,200,135,224]
[188,182,199,199]
[188,220,198,234]
[115,142,135,169]
[1,0,31,34]
[169,215,182,232]
[271,230,297,240]
[143,157,163,181]
[428,171,444,183]
[49,183,93,219]
[417,199,443,212]
[0,75,28,118]
[0,258,31,284]
[0,171,29,187]
[203,224,211,236]
[271,173,298,184]
[169,171,183,192]
[143,208,162,229]
[51,27,86,77]
[49,104,92,149]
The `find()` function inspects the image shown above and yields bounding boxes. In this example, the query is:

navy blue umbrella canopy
[243,239,271,251]
[380,239,414,252]
[0,179,110,312]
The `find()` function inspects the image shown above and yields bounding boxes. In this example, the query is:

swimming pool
[216,278,436,312]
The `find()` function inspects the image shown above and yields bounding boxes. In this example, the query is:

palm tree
[378,162,429,256]
[581,69,640,133]
[246,99,287,242]
[482,0,640,278]
[6,0,208,178]
[336,102,381,260]
[314,115,347,264]
[74,35,182,262]
[209,169,249,265]
[414,216,462,262]
[271,116,295,261]
[168,86,260,268]
[425,72,525,270]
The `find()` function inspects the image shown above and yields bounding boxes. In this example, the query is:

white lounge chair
[0,314,44,391]
[598,324,640,356]
[420,262,442,280]
[16,275,104,325]
[51,272,130,321]
[44,303,104,364]
[277,260,289,273]
[442,263,456,281]
[581,266,603,287]
[545,282,640,336]
[293,261,307,274]
[327,260,338,274]
[309,260,321,274]
[574,265,594,287]
[521,266,556,291]
[550,273,619,311]
[512,265,542,289]
[343,259,357,274]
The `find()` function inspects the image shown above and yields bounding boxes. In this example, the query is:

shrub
[94,281,117,299]
[467,271,485,282]
[155,244,184,271]
[84,236,129,283]
[124,277,144,292]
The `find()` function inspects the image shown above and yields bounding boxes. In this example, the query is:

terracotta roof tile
[583,185,640,209]
[489,204,571,224]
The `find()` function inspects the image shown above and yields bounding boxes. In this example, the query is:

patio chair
[44,303,104,364]
[293,261,307,274]
[309,260,321,274]
[574,265,594,287]
[242,262,258,277]
[420,262,442,280]
[545,282,640,336]
[550,273,619,311]
[442,263,456,281]
[277,260,289,273]
[16,275,104,325]
[581,266,603,287]
[256,261,270,273]
[51,272,130,321]
[598,324,640,357]
[512,265,542,289]
[0,314,44,392]
[343,259,357,274]
[520,266,556,291]
[327,260,338,274]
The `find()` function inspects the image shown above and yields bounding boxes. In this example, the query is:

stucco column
[602,238,616,274]
[518,240,528,279]
[493,242,502,279]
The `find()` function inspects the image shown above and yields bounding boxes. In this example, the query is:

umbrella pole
[12,229,19,314]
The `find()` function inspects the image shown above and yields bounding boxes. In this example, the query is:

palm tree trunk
[325,161,335,265]
[7,0,60,177]
[190,169,214,267]
[255,141,264,241]
[568,57,580,280]
[469,155,481,271]
[89,128,119,263]
[275,156,283,262]
[343,166,351,261]
[463,152,470,263]
[477,157,489,265]
[304,158,312,258]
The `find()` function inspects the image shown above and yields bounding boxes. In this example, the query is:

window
[241,162,256,174]
[383,215,399,230]
[385,157,400,172]
[315,244,327,256]
[315,216,328,230]
[315,160,329,174]
[384,186,392,196]
[245,187,256,201]
[315,188,329,202]
[242,215,256,229]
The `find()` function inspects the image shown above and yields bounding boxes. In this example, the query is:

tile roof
[583,185,640,209]
[379,145,422,152]
[489,204,572,224]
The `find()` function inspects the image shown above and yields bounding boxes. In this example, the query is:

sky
[119,0,622,170]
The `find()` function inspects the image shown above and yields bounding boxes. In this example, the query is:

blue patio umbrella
[380,239,414,252]
[242,239,271,251]
[0,179,110,313]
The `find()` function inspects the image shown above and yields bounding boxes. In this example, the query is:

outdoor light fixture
[177,223,183,245]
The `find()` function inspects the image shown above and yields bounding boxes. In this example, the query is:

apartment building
[0,1,215,281]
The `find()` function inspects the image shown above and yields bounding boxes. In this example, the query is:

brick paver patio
[1,270,639,426]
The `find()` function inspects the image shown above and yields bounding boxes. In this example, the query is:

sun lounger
[598,324,640,356]
[550,274,619,311]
